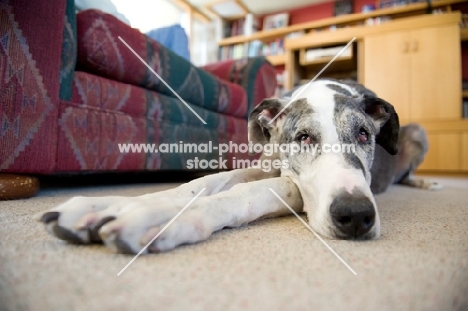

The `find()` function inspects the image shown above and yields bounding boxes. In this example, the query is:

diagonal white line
[268,188,357,276]
[118,36,207,125]
[117,188,206,276]
[269,37,356,124]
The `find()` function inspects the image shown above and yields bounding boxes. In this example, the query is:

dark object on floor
[0,174,40,200]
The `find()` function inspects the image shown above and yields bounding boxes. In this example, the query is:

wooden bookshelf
[218,0,466,46]
[285,12,462,50]
[265,54,286,66]
[299,46,353,66]
[461,28,468,41]
[463,90,468,97]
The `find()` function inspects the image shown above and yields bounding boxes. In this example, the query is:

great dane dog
[39,79,440,254]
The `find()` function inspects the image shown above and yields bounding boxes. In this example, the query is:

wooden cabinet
[418,131,468,172]
[409,25,461,120]
[363,21,466,172]
[362,31,412,120]
[418,133,461,171]
[285,13,466,173]
[363,25,461,123]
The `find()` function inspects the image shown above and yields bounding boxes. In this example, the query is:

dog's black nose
[330,195,375,239]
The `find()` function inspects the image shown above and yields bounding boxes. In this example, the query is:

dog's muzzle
[330,193,375,239]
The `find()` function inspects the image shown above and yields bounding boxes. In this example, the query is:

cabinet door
[363,31,411,121]
[409,25,461,120]
[418,132,460,171]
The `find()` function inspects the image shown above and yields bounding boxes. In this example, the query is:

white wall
[111,0,183,33]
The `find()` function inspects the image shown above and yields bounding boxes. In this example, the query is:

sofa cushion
[75,9,249,119]
[57,72,251,171]
[202,57,278,112]
[70,72,247,131]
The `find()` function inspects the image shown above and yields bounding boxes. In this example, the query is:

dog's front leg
[40,164,280,245]
[141,156,282,200]
[99,177,303,254]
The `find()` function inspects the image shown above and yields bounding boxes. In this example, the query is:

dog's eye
[297,134,311,144]
[358,128,368,142]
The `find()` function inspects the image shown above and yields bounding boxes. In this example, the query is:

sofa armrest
[0,0,72,173]
[202,57,277,111]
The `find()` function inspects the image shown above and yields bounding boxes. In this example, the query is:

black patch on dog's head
[362,96,400,155]
[326,84,353,96]
[248,98,286,146]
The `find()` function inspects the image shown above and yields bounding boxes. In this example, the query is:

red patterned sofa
[0,0,277,197]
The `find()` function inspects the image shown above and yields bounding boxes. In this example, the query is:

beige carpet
[1,177,467,311]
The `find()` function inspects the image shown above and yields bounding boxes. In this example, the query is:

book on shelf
[285,31,305,40]
[262,39,284,56]
[218,13,260,39]
[378,0,426,9]
[218,39,285,61]
[244,14,258,36]
[247,40,262,57]
[274,69,287,98]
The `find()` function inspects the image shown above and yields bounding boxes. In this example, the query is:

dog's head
[248,80,399,240]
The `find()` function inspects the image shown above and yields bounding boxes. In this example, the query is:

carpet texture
[0,177,467,311]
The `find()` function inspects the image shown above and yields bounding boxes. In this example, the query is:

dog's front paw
[39,196,141,244]
[99,204,212,254]
[40,196,213,254]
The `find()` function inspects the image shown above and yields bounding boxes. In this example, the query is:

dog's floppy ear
[248,98,287,150]
[363,96,400,155]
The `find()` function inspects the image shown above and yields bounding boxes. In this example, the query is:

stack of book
[262,39,284,57]
[221,14,260,38]
[218,39,285,61]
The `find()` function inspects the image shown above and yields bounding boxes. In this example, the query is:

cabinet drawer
[418,133,460,171]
